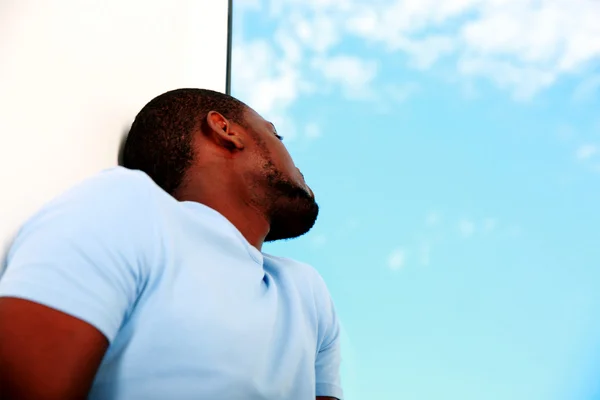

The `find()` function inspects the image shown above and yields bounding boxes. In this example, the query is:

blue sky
[232,1,600,399]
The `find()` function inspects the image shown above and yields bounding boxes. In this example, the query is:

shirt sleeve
[314,273,344,400]
[0,168,162,343]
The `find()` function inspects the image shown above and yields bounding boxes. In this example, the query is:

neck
[175,175,270,251]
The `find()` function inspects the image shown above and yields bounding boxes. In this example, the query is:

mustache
[271,179,313,200]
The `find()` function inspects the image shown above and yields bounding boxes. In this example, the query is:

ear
[205,111,245,151]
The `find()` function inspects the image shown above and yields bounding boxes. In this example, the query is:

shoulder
[263,254,333,302]
[8,167,166,264]
[22,167,161,226]
[56,166,160,205]
[264,254,322,280]
[1,168,167,341]
[268,255,341,352]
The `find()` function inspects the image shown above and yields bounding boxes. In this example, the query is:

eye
[274,134,284,141]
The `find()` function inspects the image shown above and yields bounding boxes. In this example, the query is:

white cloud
[269,114,299,142]
[573,74,600,101]
[461,80,480,99]
[262,0,600,99]
[289,12,341,54]
[311,55,379,99]
[458,0,600,98]
[233,0,600,143]
[483,217,497,233]
[457,57,557,100]
[425,211,441,227]
[311,233,328,248]
[233,12,375,140]
[385,82,421,103]
[387,248,406,270]
[304,122,322,140]
[419,242,431,266]
[403,36,456,70]
[459,219,475,237]
[233,35,313,142]
[556,124,576,143]
[232,39,303,117]
[576,144,597,161]
[345,218,360,230]
[273,29,304,65]
[508,225,523,238]
[375,82,422,114]
[237,0,262,12]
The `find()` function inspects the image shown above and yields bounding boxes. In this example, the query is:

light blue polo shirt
[0,167,343,400]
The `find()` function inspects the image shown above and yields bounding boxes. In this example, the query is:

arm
[0,298,109,399]
[0,169,159,400]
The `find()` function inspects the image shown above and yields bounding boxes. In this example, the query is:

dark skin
[0,106,334,399]
[176,107,318,249]
[0,298,108,399]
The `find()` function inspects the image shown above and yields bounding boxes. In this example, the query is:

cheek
[266,141,294,169]
[263,139,305,184]
[277,146,302,178]
[281,148,297,170]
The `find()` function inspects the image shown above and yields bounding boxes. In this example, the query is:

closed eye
[275,134,284,141]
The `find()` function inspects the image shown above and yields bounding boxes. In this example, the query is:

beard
[262,165,319,242]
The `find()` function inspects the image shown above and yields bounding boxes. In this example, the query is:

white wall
[0,0,229,268]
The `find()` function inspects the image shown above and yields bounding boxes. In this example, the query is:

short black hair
[122,88,247,195]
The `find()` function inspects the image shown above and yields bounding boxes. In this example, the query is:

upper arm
[313,273,344,400]
[0,298,109,399]
[0,169,161,399]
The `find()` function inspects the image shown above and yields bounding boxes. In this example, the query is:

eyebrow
[269,122,277,132]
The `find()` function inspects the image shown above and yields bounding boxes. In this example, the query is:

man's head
[122,88,318,242]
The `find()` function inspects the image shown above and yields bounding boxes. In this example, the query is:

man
[0,89,343,400]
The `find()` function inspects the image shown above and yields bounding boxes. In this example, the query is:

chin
[265,200,319,242]
[263,171,319,241]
